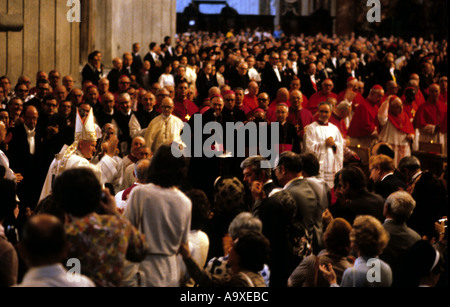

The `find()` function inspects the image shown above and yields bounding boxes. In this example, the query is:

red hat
[223,90,235,96]
[371,84,384,91]
[347,76,357,83]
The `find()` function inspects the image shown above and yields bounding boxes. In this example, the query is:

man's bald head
[20,214,67,266]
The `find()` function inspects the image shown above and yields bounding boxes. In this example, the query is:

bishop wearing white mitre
[40,107,104,200]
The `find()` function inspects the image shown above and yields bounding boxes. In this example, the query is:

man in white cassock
[304,101,344,189]
[144,97,184,154]
[40,106,113,200]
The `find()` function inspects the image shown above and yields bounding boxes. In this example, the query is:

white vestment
[144,114,184,153]
[128,113,147,139]
[377,101,413,167]
[39,147,103,201]
[0,149,16,182]
[304,121,344,189]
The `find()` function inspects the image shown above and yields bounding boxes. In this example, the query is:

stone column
[87,0,177,69]
[0,0,80,85]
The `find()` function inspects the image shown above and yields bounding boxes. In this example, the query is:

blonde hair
[369,154,395,173]
[350,215,389,257]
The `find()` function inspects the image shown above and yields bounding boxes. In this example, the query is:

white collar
[381,172,394,181]
[24,124,35,132]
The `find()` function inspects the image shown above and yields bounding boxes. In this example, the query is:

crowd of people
[0,28,448,288]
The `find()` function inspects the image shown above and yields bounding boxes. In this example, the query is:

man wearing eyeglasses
[144,97,184,155]
[306,79,338,116]
[25,79,51,114]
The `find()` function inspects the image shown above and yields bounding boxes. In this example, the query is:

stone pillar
[87,0,177,69]
[1,0,176,85]
[0,0,80,85]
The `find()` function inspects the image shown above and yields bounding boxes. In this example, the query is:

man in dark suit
[121,52,138,81]
[131,43,143,74]
[260,51,288,102]
[130,92,160,137]
[331,165,385,225]
[227,62,250,91]
[163,36,175,62]
[370,54,399,93]
[369,154,407,200]
[26,79,51,114]
[35,94,68,175]
[81,51,103,86]
[114,93,134,156]
[144,42,163,84]
[7,105,44,212]
[398,155,447,240]
[299,62,321,99]
[94,92,117,131]
[258,151,321,287]
[107,57,123,94]
[240,155,281,216]
[379,191,421,286]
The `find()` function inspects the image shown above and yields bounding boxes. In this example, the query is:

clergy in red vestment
[289,76,309,109]
[336,77,365,108]
[286,90,314,146]
[330,99,352,138]
[242,81,260,111]
[172,79,199,122]
[347,85,385,148]
[377,95,415,166]
[405,75,426,106]
[413,83,447,146]
[266,87,290,122]
[305,78,337,116]
[401,87,419,121]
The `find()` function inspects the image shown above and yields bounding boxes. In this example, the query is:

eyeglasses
[160,105,173,109]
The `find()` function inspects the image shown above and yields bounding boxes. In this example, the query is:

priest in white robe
[144,97,185,154]
[304,101,344,188]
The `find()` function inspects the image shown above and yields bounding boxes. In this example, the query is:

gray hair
[398,156,421,172]
[240,155,271,179]
[336,99,352,111]
[134,158,150,181]
[318,100,333,110]
[118,92,131,102]
[385,191,416,223]
[228,212,262,240]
